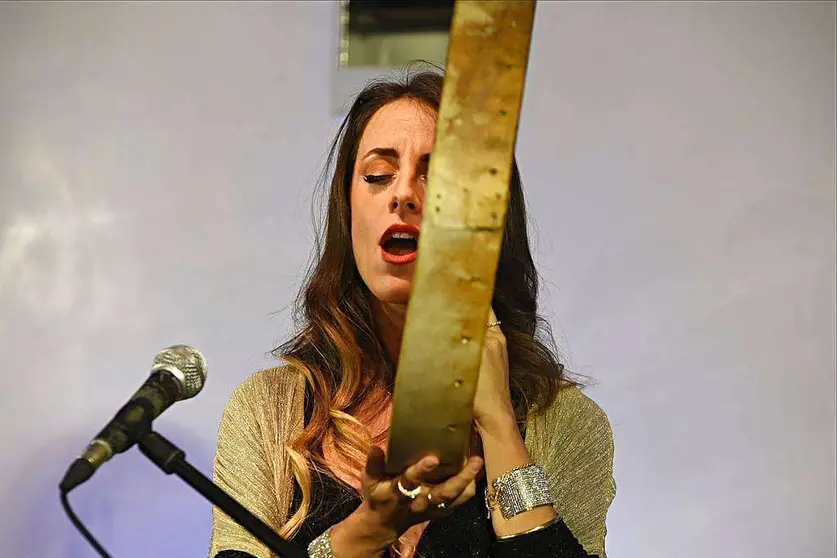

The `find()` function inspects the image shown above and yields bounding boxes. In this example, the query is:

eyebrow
[361,147,431,163]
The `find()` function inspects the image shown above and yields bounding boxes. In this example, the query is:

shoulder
[227,365,305,407]
[219,364,306,434]
[554,385,614,450]
[529,385,613,446]
[525,384,615,480]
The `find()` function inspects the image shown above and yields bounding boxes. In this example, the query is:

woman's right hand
[329,447,484,557]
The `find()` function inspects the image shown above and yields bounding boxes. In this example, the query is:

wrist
[475,406,519,439]
[329,503,396,557]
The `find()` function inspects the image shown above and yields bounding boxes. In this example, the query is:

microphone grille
[152,345,208,399]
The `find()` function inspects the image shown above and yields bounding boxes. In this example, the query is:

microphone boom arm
[138,431,306,558]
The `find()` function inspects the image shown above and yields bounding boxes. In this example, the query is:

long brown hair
[275,69,571,537]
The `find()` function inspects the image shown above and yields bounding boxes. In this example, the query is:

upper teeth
[391,232,415,239]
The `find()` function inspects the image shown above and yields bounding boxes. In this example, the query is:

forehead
[358,98,438,154]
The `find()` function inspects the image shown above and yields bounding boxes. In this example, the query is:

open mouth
[383,233,418,256]
[380,225,419,264]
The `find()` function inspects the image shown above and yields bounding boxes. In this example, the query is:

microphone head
[151,345,208,399]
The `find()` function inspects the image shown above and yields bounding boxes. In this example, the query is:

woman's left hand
[473,307,516,434]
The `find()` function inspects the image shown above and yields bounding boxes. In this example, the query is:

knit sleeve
[524,386,616,558]
[208,368,305,558]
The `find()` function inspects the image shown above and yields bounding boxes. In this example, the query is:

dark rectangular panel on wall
[348,0,455,35]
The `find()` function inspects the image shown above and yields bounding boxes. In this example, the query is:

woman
[209,70,615,558]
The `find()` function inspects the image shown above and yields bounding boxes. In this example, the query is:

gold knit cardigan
[209,367,616,557]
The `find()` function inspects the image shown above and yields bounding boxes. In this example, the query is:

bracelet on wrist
[307,526,335,558]
[484,462,555,520]
[495,515,562,541]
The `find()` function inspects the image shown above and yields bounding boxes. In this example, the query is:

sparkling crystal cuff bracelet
[484,463,555,520]
[307,527,335,558]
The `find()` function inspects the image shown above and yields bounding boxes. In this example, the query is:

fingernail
[471,457,484,471]
[424,456,439,469]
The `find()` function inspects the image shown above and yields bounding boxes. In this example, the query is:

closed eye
[363,174,393,185]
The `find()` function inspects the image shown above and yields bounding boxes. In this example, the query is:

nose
[389,195,419,213]
[388,174,423,215]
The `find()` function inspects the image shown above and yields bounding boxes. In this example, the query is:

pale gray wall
[0,2,833,557]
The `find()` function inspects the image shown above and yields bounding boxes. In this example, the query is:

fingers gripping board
[385,0,536,482]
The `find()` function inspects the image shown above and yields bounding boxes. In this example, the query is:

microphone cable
[60,488,112,558]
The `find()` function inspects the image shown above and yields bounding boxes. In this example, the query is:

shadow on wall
[9,425,215,558]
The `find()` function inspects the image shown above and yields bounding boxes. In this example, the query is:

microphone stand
[138,431,306,558]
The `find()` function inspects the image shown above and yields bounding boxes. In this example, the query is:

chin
[371,276,413,305]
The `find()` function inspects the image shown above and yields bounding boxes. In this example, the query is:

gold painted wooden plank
[386,0,536,482]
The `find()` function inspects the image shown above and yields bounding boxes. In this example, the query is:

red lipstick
[380,223,420,265]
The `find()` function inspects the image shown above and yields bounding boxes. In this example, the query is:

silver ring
[487,320,501,328]
[427,493,447,509]
[397,479,423,500]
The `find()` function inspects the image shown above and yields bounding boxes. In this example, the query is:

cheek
[350,191,375,256]
[351,217,368,256]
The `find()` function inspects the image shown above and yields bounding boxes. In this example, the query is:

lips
[380,223,420,265]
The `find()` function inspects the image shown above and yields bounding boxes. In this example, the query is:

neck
[371,299,407,362]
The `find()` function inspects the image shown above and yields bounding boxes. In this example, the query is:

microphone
[60,345,208,493]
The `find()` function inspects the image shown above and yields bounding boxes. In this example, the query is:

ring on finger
[427,492,447,509]
[397,478,423,500]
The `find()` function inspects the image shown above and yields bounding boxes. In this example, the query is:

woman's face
[350,98,436,306]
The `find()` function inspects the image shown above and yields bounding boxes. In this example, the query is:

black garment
[214,384,596,558]
[216,473,592,557]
